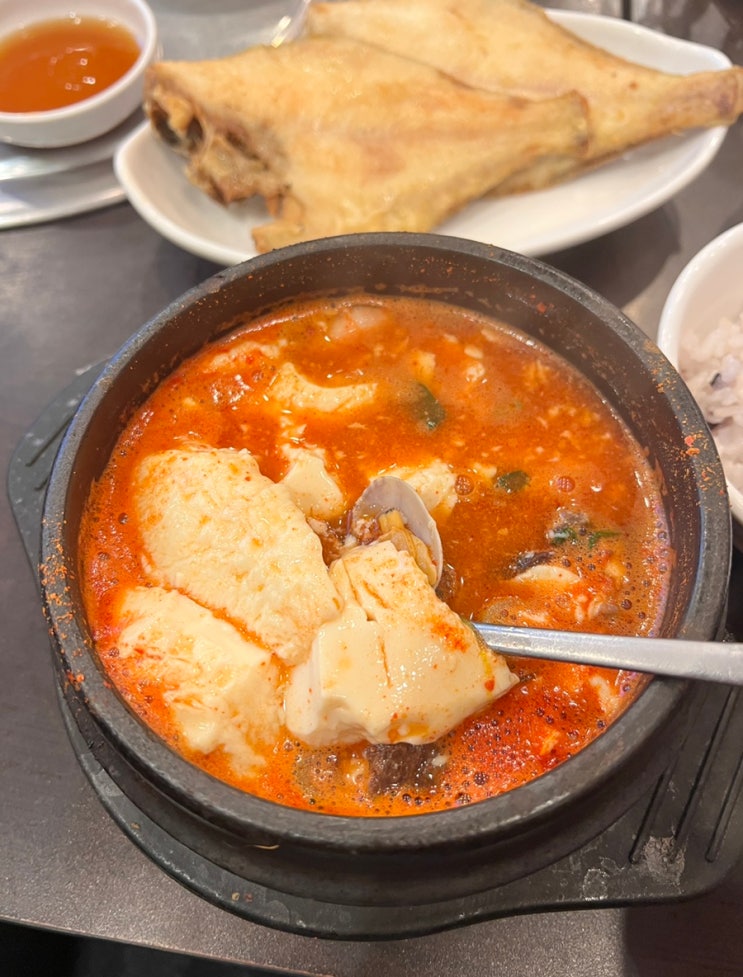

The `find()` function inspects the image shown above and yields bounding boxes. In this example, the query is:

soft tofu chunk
[201,337,285,373]
[280,447,346,520]
[284,540,518,745]
[285,602,391,745]
[388,459,458,516]
[268,361,377,412]
[406,349,437,386]
[132,446,342,664]
[115,586,282,771]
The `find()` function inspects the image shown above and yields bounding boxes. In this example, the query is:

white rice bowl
[658,221,743,551]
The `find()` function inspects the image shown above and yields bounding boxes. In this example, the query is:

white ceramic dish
[114,9,732,266]
[657,222,743,551]
[0,159,125,229]
[0,0,158,149]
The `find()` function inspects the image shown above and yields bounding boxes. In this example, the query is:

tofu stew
[79,294,672,817]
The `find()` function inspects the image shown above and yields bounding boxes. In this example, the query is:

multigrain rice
[679,310,743,495]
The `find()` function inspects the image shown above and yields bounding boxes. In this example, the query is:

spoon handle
[473,623,743,686]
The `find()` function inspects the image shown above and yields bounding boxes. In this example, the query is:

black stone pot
[39,233,732,935]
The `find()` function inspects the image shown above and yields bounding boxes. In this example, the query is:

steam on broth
[79,294,672,816]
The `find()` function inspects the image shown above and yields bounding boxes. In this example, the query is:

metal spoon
[472,623,743,686]
[352,476,742,686]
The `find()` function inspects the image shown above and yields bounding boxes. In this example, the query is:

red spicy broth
[79,294,672,816]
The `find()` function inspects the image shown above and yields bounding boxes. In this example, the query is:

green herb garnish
[549,524,578,545]
[413,383,446,431]
[495,470,531,493]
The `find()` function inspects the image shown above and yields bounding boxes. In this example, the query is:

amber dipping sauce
[0,15,140,113]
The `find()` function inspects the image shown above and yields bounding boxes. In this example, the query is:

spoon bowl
[350,475,444,585]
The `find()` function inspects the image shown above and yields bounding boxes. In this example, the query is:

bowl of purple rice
[658,221,743,551]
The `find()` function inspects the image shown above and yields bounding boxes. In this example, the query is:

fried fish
[144,35,589,251]
[307,0,743,192]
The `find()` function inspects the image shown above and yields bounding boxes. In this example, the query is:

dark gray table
[2,2,743,974]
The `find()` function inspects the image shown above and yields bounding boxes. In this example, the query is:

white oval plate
[114,10,732,266]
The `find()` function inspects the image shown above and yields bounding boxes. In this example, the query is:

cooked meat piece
[364,742,442,796]
[144,35,590,251]
[510,549,554,576]
[308,0,743,191]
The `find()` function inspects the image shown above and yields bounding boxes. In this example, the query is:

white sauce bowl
[0,0,158,148]
[658,221,743,550]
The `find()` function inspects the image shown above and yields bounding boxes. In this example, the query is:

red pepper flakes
[684,433,701,456]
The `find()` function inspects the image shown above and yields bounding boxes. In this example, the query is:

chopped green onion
[588,529,621,549]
